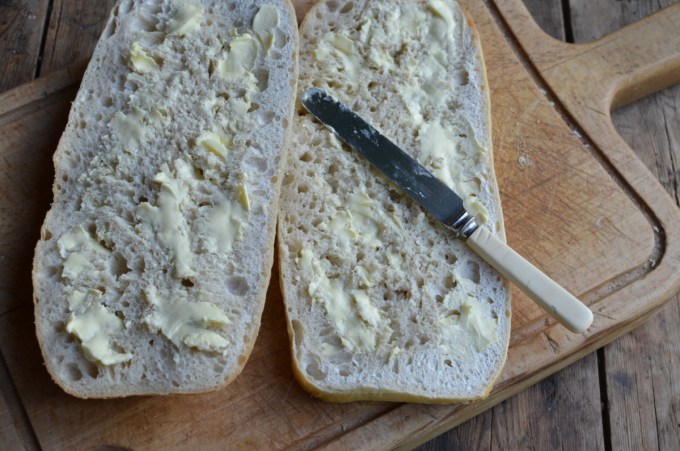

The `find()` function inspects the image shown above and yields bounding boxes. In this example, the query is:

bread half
[278,0,510,402]
[33,0,298,398]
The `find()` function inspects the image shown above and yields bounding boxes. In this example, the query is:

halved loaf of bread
[32,0,298,398]
[278,0,511,402]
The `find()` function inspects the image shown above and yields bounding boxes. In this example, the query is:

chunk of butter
[329,192,400,250]
[253,4,279,53]
[66,303,133,365]
[109,107,146,146]
[166,0,203,36]
[129,42,158,73]
[206,198,246,253]
[459,300,498,350]
[198,131,231,160]
[238,182,250,211]
[137,166,194,278]
[298,248,392,352]
[67,288,103,311]
[314,33,363,90]
[57,225,110,281]
[216,35,259,81]
[144,286,230,353]
[427,0,456,41]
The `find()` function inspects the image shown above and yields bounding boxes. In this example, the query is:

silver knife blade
[301,87,467,230]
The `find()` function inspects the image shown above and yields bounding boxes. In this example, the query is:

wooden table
[0,1,678,449]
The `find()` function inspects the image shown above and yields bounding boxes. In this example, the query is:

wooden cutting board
[1,0,679,449]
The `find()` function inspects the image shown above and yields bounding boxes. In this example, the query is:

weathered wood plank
[569,0,680,450]
[607,76,680,451]
[0,0,49,92]
[39,0,117,74]
[0,351,39,450]
[491,352,604,450]
[570,0,677,43]
[416,410,492,451]
[0,2,49,449]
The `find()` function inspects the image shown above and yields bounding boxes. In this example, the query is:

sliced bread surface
[32,0,298,398]
[278,0,511,402]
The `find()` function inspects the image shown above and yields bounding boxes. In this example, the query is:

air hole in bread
[339,2,354,14]
[461,261,480,283]
[84,360,99,379]
[339,369,350,377]
[65,363,83,382]
[46,265,60,278]
[306,362,326,380]
[444,274,457,290]
[181,279,194,288]
[256,110,276,126]
[274,28,288,49]
[227,3,236,12]
[112,252,130,277]
[444,359,453,368]
[227,276,248,296]
[238,354,247,365]
[41,228,53,241]
[254,69,269,91]
[454,70,469,86]
[247,102,260,113]
[300,152,312,163]
[297,185,309,194]
[445,253,457,265]
[78,120,87,129]
[115,310,125,321]
[251,156,267,172]
[327,163,338,175]
[171,380,180,387]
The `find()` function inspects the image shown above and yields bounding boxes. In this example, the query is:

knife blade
[301,87,593,333]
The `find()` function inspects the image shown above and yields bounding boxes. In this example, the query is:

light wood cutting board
[1,0,679,449]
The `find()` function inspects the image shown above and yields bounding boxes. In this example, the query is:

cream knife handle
[466,226,593,333]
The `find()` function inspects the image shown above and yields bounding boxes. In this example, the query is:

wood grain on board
[0,0,679,449]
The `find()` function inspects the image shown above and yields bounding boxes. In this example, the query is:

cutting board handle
[494,1,680,111]
[567,3,680,109]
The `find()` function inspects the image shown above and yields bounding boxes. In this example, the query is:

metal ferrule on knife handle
[447,210,480,239]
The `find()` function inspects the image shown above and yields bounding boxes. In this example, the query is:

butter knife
[301,87,593,333]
